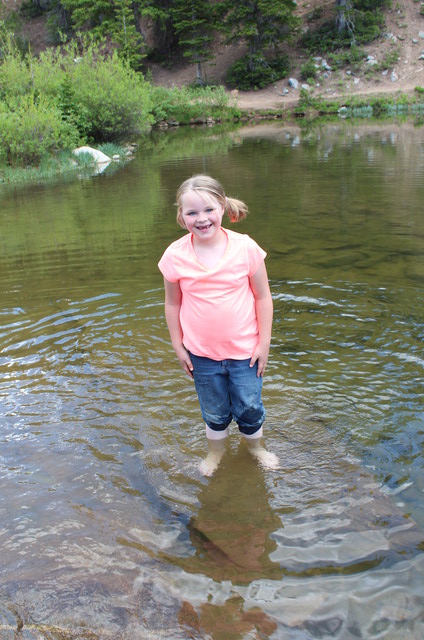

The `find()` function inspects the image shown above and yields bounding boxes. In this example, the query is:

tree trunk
[335,0,354,34]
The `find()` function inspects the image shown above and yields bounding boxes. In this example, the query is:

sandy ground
[4,0,424,111]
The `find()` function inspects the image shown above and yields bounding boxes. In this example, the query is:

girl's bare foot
[246,439,280,470]
[250,447,280,470]
[199,438,227,476]
[199,451,224,476]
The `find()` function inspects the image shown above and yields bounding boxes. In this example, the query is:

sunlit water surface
[0,121,423,639]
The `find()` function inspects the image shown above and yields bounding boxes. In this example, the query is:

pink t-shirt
[158,228,266,360]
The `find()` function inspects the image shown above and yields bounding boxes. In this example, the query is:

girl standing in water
[158,175,279,475]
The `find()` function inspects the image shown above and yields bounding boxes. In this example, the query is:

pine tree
[113,0,146,69]
[171,0,220,85]
[137,0,177,60]
[223,0,298,87]
[335,0,354,35]
[224,0,298,61]
[60,0,114,34]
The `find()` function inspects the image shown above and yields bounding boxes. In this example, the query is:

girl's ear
[177,207,187,229]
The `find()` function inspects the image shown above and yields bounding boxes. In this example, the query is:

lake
[0,119,423,639]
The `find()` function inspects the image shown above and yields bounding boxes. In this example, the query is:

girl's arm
[249,261,273,377]
[163,278,194,378]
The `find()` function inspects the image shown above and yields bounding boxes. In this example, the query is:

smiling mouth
[196,223,213,231]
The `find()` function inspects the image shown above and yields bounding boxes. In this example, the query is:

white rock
[73,146,111,164]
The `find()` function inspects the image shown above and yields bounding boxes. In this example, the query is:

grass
[0,145,129,187]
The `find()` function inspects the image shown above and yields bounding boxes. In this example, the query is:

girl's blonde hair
[176,174,248,228]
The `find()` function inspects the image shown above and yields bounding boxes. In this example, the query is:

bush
[302,7,385,54]
[327,45,365,72]
[149,85,239,124]
[62,45,153,141]
[0,95,80,166]
[31,48,67,97]
[0,52,32,100]
[226,54,290,90]
[300,60,318,81]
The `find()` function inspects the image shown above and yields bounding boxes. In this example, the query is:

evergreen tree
[224,0,298,60]
[138,0,177,60]
[336,0,354,34]
[60,0,114,34]
[171,0,220,85]
[113,0,146,69]
[223,0,298,87]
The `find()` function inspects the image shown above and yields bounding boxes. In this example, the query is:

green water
[0,120,423,638]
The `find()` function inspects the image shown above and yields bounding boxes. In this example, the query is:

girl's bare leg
[199,426,228,476]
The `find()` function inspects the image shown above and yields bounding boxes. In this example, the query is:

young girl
[158,175,279,476]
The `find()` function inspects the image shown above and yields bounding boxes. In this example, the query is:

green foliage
[19,1,46,19]
[353,0,391,9]
[0,51,32,100]
[0,39,154,167]
[414,86,424,94]
[60,0,113,32]
[376,47,400,71]
[0,94,80,166]
[149,84,239,123]
[224,0,298,51]
[0,11,28,55]
[300,59,318,81]
[171,0,217,84]
[111,0,146,70]
[97,142,126,158]
[226,53,290,90]
[303,1,386,54]
[62,44,153,140]
[60,0,146,69]
[31,48,66,96]
[0,18,29,83]
[56,74,93,140]
[327,44,365,72]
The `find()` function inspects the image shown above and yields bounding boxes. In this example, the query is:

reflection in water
[0,120,424,638]
[181,445,282,585]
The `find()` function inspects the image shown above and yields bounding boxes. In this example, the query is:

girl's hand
[174,344,194,378]
[250,345,269,377]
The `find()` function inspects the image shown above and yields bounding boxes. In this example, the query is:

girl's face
[179,190,224,242]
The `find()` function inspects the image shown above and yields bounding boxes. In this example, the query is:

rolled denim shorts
[189,352,265,436]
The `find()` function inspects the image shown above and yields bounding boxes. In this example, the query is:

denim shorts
[189,353,265,436]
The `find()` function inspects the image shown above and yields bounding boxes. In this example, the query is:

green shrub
[302,7,385,54]
[300,60,318,81]
[0,95,80,166]
[0,52,32,100]
[63,45,153,141]
[327,45,365,72]
[56,74,93,141]
[31,48,67,97]
[149,85,239,124]
[226,54,290,90]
